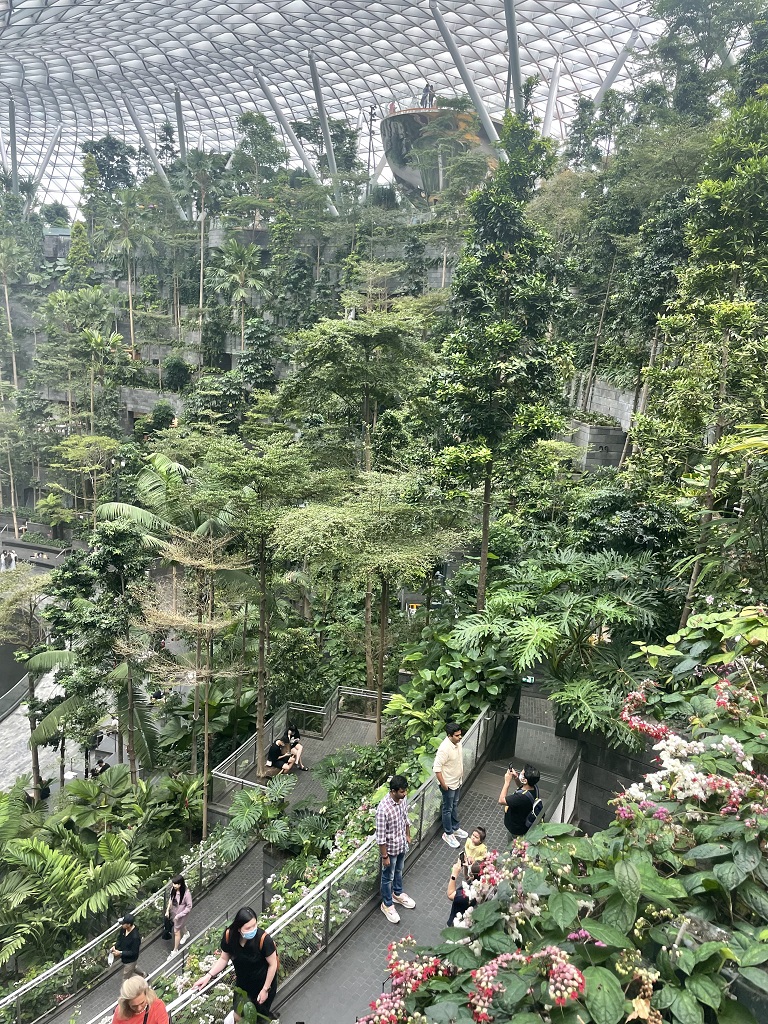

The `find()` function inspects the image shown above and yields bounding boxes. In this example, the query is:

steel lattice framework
[0,0,662,207]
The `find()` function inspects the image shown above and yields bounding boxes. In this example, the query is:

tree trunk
[582,255,616,412]
[232,598,248,752]
[202,574,214,840]
[7,446,18,539]
[191,578,203,775]
[27,674,41,799]
[476,464,493,612]
[59,734,66,791]
[90,357,96,433]
[376,576,389,742]
[364,575,375,689]
[198,204,205,367]
[3,277,17,389]
[256,537,267,775]
[126,663,138,785]
[127,258,136,359]
[117,721,124,763]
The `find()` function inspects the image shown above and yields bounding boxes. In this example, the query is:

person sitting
[92,759,109,777]
[264,737,295,778]
[284,722,308,771]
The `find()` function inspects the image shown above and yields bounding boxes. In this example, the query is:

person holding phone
[498,764,541,837]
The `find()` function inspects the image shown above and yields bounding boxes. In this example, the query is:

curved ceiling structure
[0,0,663,207]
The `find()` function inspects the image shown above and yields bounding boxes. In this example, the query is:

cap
[122,912,135,925]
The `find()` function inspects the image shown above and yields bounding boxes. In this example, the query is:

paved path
[0,673,62,791]
[277,712,577,1024]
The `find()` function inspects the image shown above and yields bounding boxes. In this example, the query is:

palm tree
[208,239,269,351]
[0,237,29,388]
[82,328,123,432]
[97,190,156,359]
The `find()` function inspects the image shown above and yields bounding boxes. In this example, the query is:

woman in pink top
[111,977,168,1024]
[166,873,193,956]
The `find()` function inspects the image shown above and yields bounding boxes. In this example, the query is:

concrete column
[308,51,341,203]
[542,57,562,137]
[122,94,187,220]
[504,0,524,114]
[253,69,339,216]
[429,0,507,162]
[594,31,639,105]
[0,126,8,175]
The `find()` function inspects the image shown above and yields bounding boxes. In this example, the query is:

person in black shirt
[111,913,143,979]
[498,764,541,836]
[192,906,278,1022]
[446,858,481,926]
[264,737,296,777]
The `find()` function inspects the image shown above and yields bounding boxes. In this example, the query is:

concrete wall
[119,387,184,417]
[570,422,627,472]
[585,378,637,430]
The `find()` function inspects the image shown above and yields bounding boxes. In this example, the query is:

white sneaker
[165,951,179,962]
[442,832,460,848]
[180,931,190,946]
[381,901,400,923]
[393,892,416,909]
[453,828,469,839]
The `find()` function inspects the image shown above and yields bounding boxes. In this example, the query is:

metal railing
[0,833,238,1024]
[532,747,581,829]
[164,703,506,1024]
[0,674,29,723]
[210,685,389,803]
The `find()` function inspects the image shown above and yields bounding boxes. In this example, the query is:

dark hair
[445,721,461,736]
[523,764,541,787]
[473,826,487,843]
[468,860,483,881]
[231,906,259,940]
[171,874,186,899]
[287,721,300,738]
[122,912,135,925]
[389,774,409,792]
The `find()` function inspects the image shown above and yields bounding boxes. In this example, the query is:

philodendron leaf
[583,965,626,1024]
[739,944,768,967]
[685,973,723,1010]
[614,859,642,905]
[670,987,704,1024]
[713,860,748,891]
[733,839,762,873]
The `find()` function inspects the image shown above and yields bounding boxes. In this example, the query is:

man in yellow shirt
[433,722,467,849]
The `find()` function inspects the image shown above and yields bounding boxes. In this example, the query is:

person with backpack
[498,764,542,837]
[191,906,278,1022]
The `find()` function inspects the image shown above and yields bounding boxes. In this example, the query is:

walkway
[0,673,62,791]
[277,709,577,1024]
[50,715,379,1024]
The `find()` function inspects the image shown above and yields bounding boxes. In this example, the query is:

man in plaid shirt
[375,774,416,923]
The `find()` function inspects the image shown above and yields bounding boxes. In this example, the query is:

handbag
[162,896,173,940]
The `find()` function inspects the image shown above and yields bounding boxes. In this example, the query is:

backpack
[524,787,543,830]
[225,928,280,972]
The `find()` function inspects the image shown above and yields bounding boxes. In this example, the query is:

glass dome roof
[0,0,662,206]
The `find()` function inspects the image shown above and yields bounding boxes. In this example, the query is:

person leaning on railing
[112,977,168,1024]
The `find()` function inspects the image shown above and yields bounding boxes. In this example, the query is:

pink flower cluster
[713,679,760,716]
[358,937,451,1024]
[548,958,587,1007]
[619,683,669,741]
[468,953,516,1023]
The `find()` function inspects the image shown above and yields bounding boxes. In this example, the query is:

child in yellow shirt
[463,826,487,865]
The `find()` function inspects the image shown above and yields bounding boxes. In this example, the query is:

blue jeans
[380,849,406,906]
[441,786,461,835]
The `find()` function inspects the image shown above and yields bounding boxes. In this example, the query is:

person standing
[165,874,193,959]
[375,774,416,923]
[192,906,278,1023]
[420,82,430,107]
[428,84,436,108]
[498,764,542,836]
[111,977,168,1024]
[111,913,143,979]
[434,722,467,849]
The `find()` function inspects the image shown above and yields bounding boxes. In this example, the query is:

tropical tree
[207,239,269,351]
[438,109,563,611]
[0,236,29,388]
[97,189,157,358]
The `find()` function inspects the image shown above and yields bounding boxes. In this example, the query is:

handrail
[541,746,581,827]
[0,674,29,723]
[164,703,504,1023]
[0,832,231,1014]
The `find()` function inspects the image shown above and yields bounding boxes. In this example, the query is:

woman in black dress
[192,906,278,1022]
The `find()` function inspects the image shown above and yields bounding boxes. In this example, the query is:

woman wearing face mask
[191,906,278,1022]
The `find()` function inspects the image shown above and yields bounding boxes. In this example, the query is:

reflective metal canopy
[0,0,660,206]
